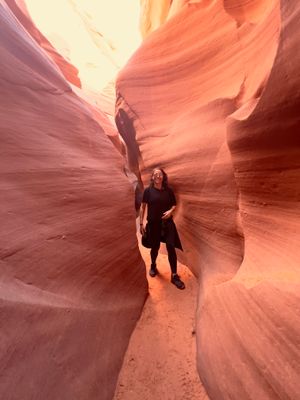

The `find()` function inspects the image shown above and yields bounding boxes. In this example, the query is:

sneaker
[171,274,185,290]
[149,264,158,277]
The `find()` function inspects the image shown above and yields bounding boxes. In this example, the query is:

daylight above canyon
[0,1,299,400]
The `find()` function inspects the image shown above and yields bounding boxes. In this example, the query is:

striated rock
[139,0,172,38]
[0,2,147,400]
[139,0,214,36]
[4,0,81,87]
[117,0,280,278]
[21,0,141,94]
[116,0,300,399]
[6,0,127,154]
[15,0,140,155]
[202,2,300,398]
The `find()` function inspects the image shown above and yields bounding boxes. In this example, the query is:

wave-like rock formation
[0,2,147,399]
[18,0,140,156]
[139,0,172,38]
[117,0,300,399]
[5,0,81,87]
[22,0,141,95]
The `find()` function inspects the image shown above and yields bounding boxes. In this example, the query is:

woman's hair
[150,167,169,189]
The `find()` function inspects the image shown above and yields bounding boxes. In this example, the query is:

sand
[113,246,209,400]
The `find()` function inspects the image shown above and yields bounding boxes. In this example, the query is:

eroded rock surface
[5,0,81,86]
[0,2,147,399]
[117,0,300,399]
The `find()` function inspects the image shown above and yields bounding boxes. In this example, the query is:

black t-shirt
[142,186,176,222]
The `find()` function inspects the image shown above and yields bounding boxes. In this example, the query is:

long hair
[150,167,168,189]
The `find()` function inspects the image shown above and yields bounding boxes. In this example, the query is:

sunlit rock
[23,0,141,94]
[139,0,172,38]
[116,0,300,398]
[5,0,81,86]
[19,0,141,151]
[0,2,147,399]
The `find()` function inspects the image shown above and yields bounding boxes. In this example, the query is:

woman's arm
[140,202,147,234]
[162,188,177,219]
[162,205,176,219]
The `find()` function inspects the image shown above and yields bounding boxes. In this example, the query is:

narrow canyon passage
[113,244,209,400]
[2,1,300,399]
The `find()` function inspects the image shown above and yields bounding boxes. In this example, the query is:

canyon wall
[5,0,81,87]
[1,0,299,398]
[117,0,300,399]
[0,2,147,399]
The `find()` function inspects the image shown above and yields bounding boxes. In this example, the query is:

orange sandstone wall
[117,0,300,399]
[0,2,147,400]
[139,0,172,38]
[5,0,81,86]
[117,0,280,279]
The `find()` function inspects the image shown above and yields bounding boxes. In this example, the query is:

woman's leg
[149,243,160,276]
[166,243,185,290]
[150,243,160,267]
[166,243,177,274]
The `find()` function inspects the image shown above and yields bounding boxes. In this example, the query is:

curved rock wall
[0,2,147,399]
[117,0,280,279]
[5,0,81,86]
[139,0,172,38]
[116,0,300,399]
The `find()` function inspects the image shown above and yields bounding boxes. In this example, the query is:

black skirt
[142,218,183,251]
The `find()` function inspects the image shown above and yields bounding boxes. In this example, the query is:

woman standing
[140,168,185,290]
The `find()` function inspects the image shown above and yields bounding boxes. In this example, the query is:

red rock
[117,0,300,398]
[0,3,147,399]
[139,0,172,38]
[6,0,125,153]
[5,0,81,87]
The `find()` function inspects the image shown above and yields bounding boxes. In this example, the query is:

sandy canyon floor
[113,245,209,400]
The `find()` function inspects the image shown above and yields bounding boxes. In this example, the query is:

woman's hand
[162,209,173,220]
[140,224,146,236]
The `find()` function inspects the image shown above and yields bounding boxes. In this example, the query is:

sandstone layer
[139,0,172,38]
[5,0,81,86]
[0,2,147,400]
[18,0,140,156]
[116,1,300,399]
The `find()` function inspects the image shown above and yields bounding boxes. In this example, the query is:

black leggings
[151,243,177,274]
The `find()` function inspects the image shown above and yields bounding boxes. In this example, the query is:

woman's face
[152,169,163,185]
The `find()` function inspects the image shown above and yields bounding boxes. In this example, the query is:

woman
[140,168,185,290]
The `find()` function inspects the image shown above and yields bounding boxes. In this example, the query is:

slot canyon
[0,1,299,400]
